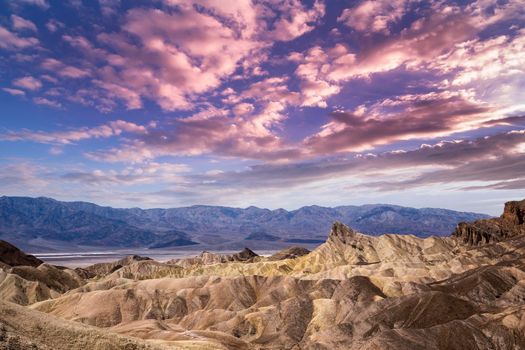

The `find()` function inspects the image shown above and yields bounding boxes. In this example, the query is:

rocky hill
[1,199,525,349]
[0,196,489,251]
[453,199,525,245]
[0,240,42,268]
[0,199,522,349]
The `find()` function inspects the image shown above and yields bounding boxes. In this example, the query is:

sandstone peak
[328,221,357,244]
[268,246,311,261]
[502,200,525,225]
[453,199,525,245]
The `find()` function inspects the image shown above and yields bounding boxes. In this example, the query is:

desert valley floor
[1,200,525,350]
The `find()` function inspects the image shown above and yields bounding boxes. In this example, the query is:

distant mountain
[0,196,490,251]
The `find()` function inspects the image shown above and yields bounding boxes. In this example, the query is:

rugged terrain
[0,196,489,251]
[1,200,524,349]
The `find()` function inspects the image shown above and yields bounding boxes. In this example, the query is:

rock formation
[0,240,42,267]
[2,199,525,349]
[268,246,310,261]
[453,199,525,245]
[167,247,259,268]
[81,255,152,278]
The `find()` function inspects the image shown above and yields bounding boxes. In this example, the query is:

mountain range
[0,196,490,251]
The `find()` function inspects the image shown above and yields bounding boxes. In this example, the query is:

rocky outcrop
[328,221,357,244]
[453,199,525,245]
[82,255,152,278]
[167,248,259,268]
[268,246,310,261]
[0,240,42,267]
[0,264,84,305]
[0,300,167,350]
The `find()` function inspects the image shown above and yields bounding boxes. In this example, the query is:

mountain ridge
[0,196,490,251]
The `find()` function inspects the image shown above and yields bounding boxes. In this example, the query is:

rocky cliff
[453,199,525,245]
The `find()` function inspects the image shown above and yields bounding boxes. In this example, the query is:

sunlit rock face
[3,199,525,349]
[453,200,525,245]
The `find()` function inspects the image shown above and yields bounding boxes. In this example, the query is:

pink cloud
[291,45,349,107]
[13,76,42,90]
[16,0,49,9]
[109,120,148,134]
[292,1,524,87]
[233,103,255,116]
[303,91,494,155]
[267,0,325,41]
[41,58,90,79]
[11,15,38,32]
[86,103,301,163]
[0,26,38,50]
[89,6,261,110]
[93,80,143,110]
[338,0,410,35]
[241,77,301,106]
[43,1,326,112]
[46,19,64,32]
[2,88,26,96]
[98,0,120,16]
[62,162,190,185]
[33,97,62,108]
[0,120,148,145]
[200,129,525,193]
[431,30,525,88]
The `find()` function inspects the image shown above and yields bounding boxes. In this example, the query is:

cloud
[33,97,62,108]
[25,1,326,112]
[86,6,261,110]
[303,91,493,155]
[338,0,411,35]
[240,77,301,106]
[362,132,525,191]
[41,58,90,79]
[46,19,64,32]
[2,88,25,96]
[98,0,120,16]
[0,26,38,50]
[85,104,301,162]
[0,120,148,145]
[13,76,42,90]
[49,146,64,155]
[11,15,38,32]
[196,129,525,192]
[429,29,525,109]
[11,0,49,9]
[293,1,524,87]
[267,0,325,41]
[62,162,191,185]
[290,45,349,107]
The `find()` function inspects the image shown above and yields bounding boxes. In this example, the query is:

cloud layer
[0,0,524,212]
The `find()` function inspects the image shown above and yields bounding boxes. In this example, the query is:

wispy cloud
[0,120,148,145]
[12,76,42,90]
[0,26,38,50]
[11,15,38,32]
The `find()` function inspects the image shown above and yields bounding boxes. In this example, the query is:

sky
[0,0,524,215]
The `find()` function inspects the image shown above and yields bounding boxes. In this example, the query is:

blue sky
[1,0,524,214]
